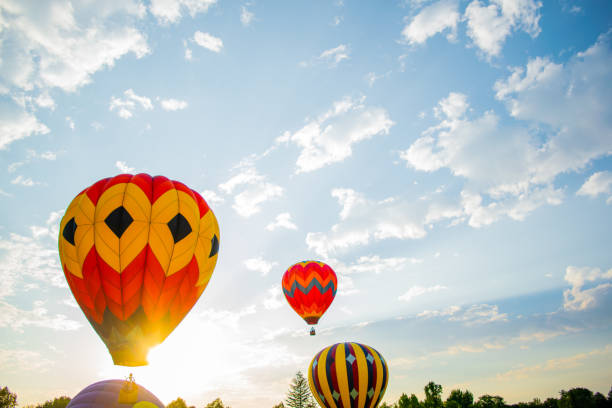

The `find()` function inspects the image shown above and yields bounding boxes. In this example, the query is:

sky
[0,0,611,406]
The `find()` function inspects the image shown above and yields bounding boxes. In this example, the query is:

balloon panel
[66,379,164,408]
[58,174,220,366]
[282,261,337,324]
[308,342,388,408]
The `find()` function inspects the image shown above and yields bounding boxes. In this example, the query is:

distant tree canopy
[167,397,192,408]
[204,397,230,408]
[0,387,17,408]
[35,396,71,408]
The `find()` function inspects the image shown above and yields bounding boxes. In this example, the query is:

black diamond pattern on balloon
[167,213,192,243]
[63,217,77,245]
[105,206,133,238]
[209,234,219,257]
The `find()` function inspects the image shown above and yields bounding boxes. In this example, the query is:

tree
[559,388,594,408]
[167,397,189,408]
[447,389,474,408]
[204,398,230,408]
[272,403,285,408]
[0,388,17,408]
[424,382,443,408]
[475,395,505,408]
[285,371,315,408]
[541,398,558,408]
[37,397,71,408]
[398,393,421,408]
[593,393,607,408]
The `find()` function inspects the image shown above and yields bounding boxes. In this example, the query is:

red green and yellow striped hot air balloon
[58,174,220,366]
[309,342,389,408]
[282,260,337,335]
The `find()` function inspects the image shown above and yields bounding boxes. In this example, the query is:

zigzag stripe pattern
[282,278,336,298]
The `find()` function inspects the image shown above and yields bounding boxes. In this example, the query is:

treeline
[380,382,612,408]
[3,381,612,408]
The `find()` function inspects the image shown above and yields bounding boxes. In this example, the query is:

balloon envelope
[59,174,220,366]
[66,379,164,408]
[282,261,337,329]
[309,342,389,408]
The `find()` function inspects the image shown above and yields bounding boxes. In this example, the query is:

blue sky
[1,0,611,406]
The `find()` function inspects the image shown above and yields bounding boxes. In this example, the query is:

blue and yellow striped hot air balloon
[308,342,389,408]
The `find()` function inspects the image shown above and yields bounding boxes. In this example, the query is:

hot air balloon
[308,342,389,408]
[282,260,337,335]
[58,174,220,366]
[66,378,164,408]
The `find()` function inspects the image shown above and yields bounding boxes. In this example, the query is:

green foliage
[424,382,444,408]
[36,396,71,408]
[475,395,506,408]
[272,403,285,408]
[0,387,17,408]
[167,397,189,408]
[447,389,474,408]
[398,393,421,408]
[204,398,230,408]
[559,388,595,408]
[285,371,315,408]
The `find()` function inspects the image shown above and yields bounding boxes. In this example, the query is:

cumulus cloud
[402,0,460,45]
[306,188,427,257]
[335,255,423,275]
[319,44,350,66]
[0,105,50,150]
[263,285,284,310]
[278,96,394,173]
[160,98,188,111]
[0,348,55,372]
[577,171,612,204]
[200,189,225,206]
[109,89,153,119]
[115,161,135,173]
[401,35,612,227]
[244,257,278,277]
[0,0,149,92]
[149,0,217,24]
[241,5,254,26]
[10,175,38,186]
[266,213,298,231]
[219,164,283,217]
[563,266,612,311]
[193,31,224,53]
[465,0,542,57]
[398,285,447,301]
[0,300,81,332]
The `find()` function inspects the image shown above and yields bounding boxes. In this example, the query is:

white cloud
[219,164,283,217]
[160,98,188,111]
[0,107,50,150]
[241,6,254,26]
[11,175,37,186]
[115,160,135,173]
[279,96,394,173]
[418,305,461,318]
[200,189,225,206]
[465,0,542,58]
[266,213,298,231]
[0,0,149,92]
[577,171,612,204]
[193,31,223,53]
[0,348,55,373]
[398,285,447,301]
[35,92,56,110]
[402,0,460,44]
[306,188,427,257]
[448,303,508,325]
[319,44,350,66]
[149,0,217,24]
[335,255,423,275]
[263,285,284,310]
[244,257,277,277]
[0,300,82,332]
[400,34,612,226]
[563,266,612,311]
[66,116,75,130]
[109,89,153,119]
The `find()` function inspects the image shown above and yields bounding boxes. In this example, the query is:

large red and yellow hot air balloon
[282,260,337,335]
[58,174,220,366]
[309,342,389,408]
